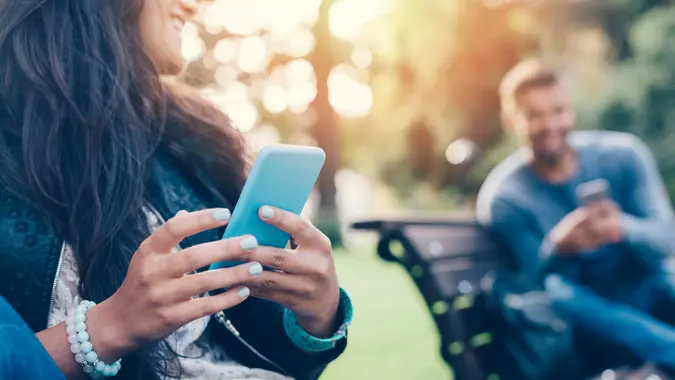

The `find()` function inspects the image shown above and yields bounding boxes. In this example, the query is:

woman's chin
[165,64,188,77]
[157,56,188,76]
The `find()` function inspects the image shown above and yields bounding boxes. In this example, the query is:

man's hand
[587,200,623,244]
[550,208,598,255]
[551,201,623,255]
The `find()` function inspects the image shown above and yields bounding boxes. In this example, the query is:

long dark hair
[0,0,248,378]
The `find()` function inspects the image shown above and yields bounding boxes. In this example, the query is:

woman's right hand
[85,208,262,361]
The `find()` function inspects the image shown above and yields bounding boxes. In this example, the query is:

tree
[309,0,343,245]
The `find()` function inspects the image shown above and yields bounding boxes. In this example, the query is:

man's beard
[533,145,570,167]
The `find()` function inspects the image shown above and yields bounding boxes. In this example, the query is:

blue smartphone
[209,144,325,270]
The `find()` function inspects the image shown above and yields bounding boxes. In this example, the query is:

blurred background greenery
[180,0,675,378]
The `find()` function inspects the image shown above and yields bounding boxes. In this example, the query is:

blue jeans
[0,297,65,379]
[545,274,675,372]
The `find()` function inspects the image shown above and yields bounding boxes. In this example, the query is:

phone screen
[576,179,610,205]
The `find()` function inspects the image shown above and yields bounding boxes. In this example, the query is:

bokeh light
[180,23,205,62]
[328,64,373,117]
[183,0,383,132]
[237,36,269,73]
[329,0,394,41]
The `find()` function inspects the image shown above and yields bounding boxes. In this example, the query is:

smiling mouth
[171,16,186,31]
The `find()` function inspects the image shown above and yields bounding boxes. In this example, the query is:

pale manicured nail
[213,208,231,221]
[176,210,188,217]
[249,262,263,276]
[240,235,258,251]
[238,287,250,299]
[260,206,274,219]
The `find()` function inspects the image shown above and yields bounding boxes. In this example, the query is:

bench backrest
[376,221,510,380]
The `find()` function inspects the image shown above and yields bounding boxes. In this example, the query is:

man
[477,59,675,375]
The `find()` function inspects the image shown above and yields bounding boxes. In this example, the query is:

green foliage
[592,6,675,199]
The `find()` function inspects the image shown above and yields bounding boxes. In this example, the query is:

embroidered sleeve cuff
[282,287,353,353]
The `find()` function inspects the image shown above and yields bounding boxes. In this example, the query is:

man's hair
[499,59,562,113]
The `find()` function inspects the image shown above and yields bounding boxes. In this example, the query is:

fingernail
[176,210,188,217]
[238,287,250,299]
[240,235,258,251]
[213,208,231,221]
[260,206,274,219]
[249,262,263,276]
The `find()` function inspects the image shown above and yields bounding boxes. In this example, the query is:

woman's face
[139,0,198,75]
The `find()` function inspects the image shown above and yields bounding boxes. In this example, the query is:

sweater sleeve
[479,197,563,279]
[619,136,675,262]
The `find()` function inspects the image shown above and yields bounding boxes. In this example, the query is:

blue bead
[110,366,118,376]
[103,365,113,376]
[95,361,106,372]
[75,322,86,332]
[76,331,89,343]
[80,341,93,353]
[85,351,98,363]
[74,353,86,364]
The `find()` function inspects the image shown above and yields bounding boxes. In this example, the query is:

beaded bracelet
[66,300,122,378]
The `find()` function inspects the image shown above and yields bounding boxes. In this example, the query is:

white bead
[110,366,119,376]
[95,361,106,372]
[80,341,93,353]
[76,304,87,314]
[67,333,78,344]
[66,324,76,335]
[75,322,86,332]
[113,360,121,371]
[76,331,89,343]
[74,353,86,364]
[103,365,113,376]
[66,314,75,325]
[74,312,86,323]
[82,364,94,374]
[86,301,96,309]
[69,343,81,354]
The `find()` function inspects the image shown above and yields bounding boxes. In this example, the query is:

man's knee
[544,274,576,301]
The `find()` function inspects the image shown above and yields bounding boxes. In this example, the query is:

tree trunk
[310,0,343,246]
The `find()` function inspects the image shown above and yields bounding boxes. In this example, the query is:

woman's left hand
[241,206,340,338]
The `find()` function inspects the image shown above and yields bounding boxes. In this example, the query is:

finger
[172,286,251,322]
[258,206,330,250]
[240,270,312,297]
[247,246,316,274]
[148,208,231,252]
[164,235,258,276]
[166,262,264,301]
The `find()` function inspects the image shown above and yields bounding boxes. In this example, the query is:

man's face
[506,83,576,164]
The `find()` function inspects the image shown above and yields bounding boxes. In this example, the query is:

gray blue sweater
[477,131,675,296]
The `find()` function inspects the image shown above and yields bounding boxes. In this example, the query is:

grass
[321,246,452,380]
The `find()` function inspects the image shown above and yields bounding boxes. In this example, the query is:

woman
[0,0,352,379]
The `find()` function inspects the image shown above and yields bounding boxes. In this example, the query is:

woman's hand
[240,206,340,338]
[86,208,263,362]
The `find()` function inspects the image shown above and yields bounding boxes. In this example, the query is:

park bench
[351,215,664,380]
